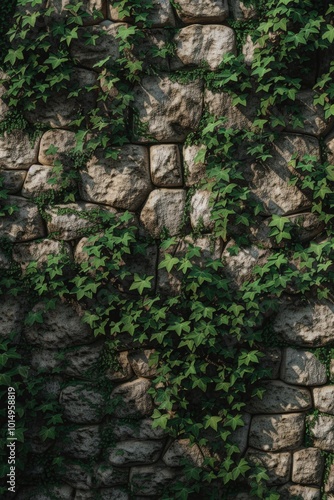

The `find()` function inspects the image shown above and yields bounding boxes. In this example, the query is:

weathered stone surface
[64,342,104,377]
[242,34,260,66]
[190,190,214,231]
[325,463,334,493]
[63,463,93,490]
[62,426,101,458]
[140,189,186,238]
[13,239,72,269]
[313,386,334,414]
[308,414,334,450]
[128,350,157,378]
[30,349,61,372]
[110,378,154,418]
[0,130,39,169]
[46,202,115,240]
[75,489,129,500]
[133,76,203,142]
[0,196,45,242]
[292,448,324,485]
[273,301,334,347]
[22,164,72,198]
[46,0,105,25]
[15,484,74,500]
[135,29,170,72]
[108,0,175,27]
[246,381,311,414]
[60,385,106,423]
[171,25,236,71]
[245,449,291,485]
[183,144,206,186]
[94,463,128,487]
[71,21,125,69]
[278,484,321,500]
[38,129,77,166]
[0,296,27,339]
[163,439,203,467]
[284,90,334,137]
[24,302,93,348]
[230,1,257,20]
[0,249,10,269]
[108,440,164,466]
[280,348,327,386]
[326,130,334,165]
[204,89,259,130]
[249,413,305,451]
[150,145,182,187]
[112,418,168,440]
[1,169,26,193]
[130,465,178,496]
[175,0,229,23]
[103,350,134,382]
[222,241,270,288]
[79,146,152,210]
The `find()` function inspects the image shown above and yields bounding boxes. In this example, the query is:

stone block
[30,349,61,372]
[292,448,324,485]
[183,144,206,187]
[246,380,312,414]
[222,241,271,288]
[94,463,128,487]
[128,350,157,378]
[64,342,104,377]
[63,463,93,490]
[38,129,77,166]
[60,384,106,423]
[175,0,229,24]
[280,348,327,386]
[162,439,204,467]
[62,426,101,459]
[13,239,72,269]
[0,196,45,242]
[110,378,154,418]
[108,440,164,466]
[15,484,74,500]
[140,189,186,238]
[130,465,178,496]
[133,75,203,143]
[150,145,182,187]
[245,449,291,485]
[112,418,168,440]
[75,489,129,500]
[313,386,334,414]
[325,463,334,493]
[0,130,39,170]
[277,483,321,500]
[0,296,27,339]
[1,169,26,193]
[190,190,214,232]
[22,164,73,198]
[249,413,305,451]
[105,350,134,382]
[308,414,334,450]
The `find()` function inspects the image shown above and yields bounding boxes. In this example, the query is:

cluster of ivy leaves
[1,0,334,498]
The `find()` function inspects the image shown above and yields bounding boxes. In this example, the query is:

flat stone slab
[292,448,324,485]
[280,348,327,386]
[246,380,312,414]
[249,413,305,451]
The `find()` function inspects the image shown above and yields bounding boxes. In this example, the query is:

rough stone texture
[308,414,334,450]
[249,413,305,451]
[175,0,229,24]
[326,130,334,165]
[0,196,45,242]
[94,464,128,487]
[273,300,334,347]
[63,342,104,378]
[108,0,175,27]
[292,448,324,485]
[204,89,259,130]
[134,29,170,73]
[0,130,39,169]
[280,348,327,386]
[22,164,72,197]
[63,463,93,490]
[60,385,106,423]
[230,1,257,20]
[105,351,134,382]
[278,484,321,500]
[150,145,182,187]
[325,463,334,493]
[75,489,129,500]
[246,380,312,414]
[163,439,204,467]
[0,296,27,339]
[245,449,291,485]
[1,169,26,193]
[242,34,260,66]
[313,386,334,414]
[15,484,74,500]
[13,239,72,269]
[130,465,178,496]
[24,302,93,348]
[133,76,203,142]
[190,190,214,232]
[284,90,334,137]
[140,189,186,238]
[62,426,101,459]
[128,350,157,378]
[222,241,270,288]
[46,202,115,240]
[110,378,154,418]
[108,440,164,466]
[79,146,152,210]
[112,418,168,440]
[183,144,206,186]
[171,25,236,71]
[38,129,77,166]
[30,349,61,372]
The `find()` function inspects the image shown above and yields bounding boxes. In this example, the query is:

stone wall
[2,0,334,499]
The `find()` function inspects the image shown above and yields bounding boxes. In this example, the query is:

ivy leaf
[204,416,222,431]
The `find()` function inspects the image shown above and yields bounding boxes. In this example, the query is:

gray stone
[325,463,334,493]
[140,189,186,238]
[0,196,45,242]
[128,350,157,378]
[222,241,270,288]
[230,1,257,20]
[308,414,334,450]
[278,484,321,500]
[79,145,152,210]
[108,440,164,466]
[75,489,129,500]
[13,239,72,269]
[108,0,175,27]
[105,351,134,382]
[0,296,27,339]
[242,34,260,66]
[292,448,324,485]
[94,463,128,487]
[30,349,61,372]
[133,75,203,143]
[1,169,26,193]
[64,342,104,377]
[21,164,73,198]
[112,418,168,440]
[59,385,106,423]
[246,380,312,414]
[190,190,214,231]
[245,449,291,485]
[62,426,101,459]
[313,386,334,414]
[110,378,154,418]
[249,413,305,451]
[63,463,93,490]
[38,129,77,166]
[183,144,206,186]
[130,465,178,496]
[0,130,39,170]
[326,130,334,165]
[273,300,334,347]
[280,348,327,386]
[24,302,93,348]
[135,29,170,72]
[204,89,259,130]
[150,145,182,187]
[171,25,236,71]
[15,484,74,500]
[175,0,229,24]
[162,439,203,467]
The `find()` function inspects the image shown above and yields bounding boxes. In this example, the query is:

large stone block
[150,145,182,187]
[22,164,74,198]
[183,144,206,187]
[64,342,104,377]
[60,384,106,423]
[190,190,214,232]
[277,484,321,500]
[108,440,164,466]
[15,484,74,500]
[62,426,101,459]
[0,196,45,242]
[111,418,168,440]
[313,386,334,414]
[38,129,77,166]
[140,189,186,238]
[175,0,229,24]
[162,439,204,467]
[0,296,27,339]
[63,463,93,490]
[110,378,154,418]
[130,465,178,496]
[222,241,270,288]
[79,145,152,210]
[94,463,128,487]
[249,413,305,451]
[245,449,291,485]
[133,76,203,142]
[0,130,39,170]
[13,239,72,269]
[280,348,327,385]
[1,169,26,193]
[292,448,324,485]
[246,380,312,414]
[273,301,334,347]
[308,414,334,450]
[325,463,334,493]
[171,25,236,71]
